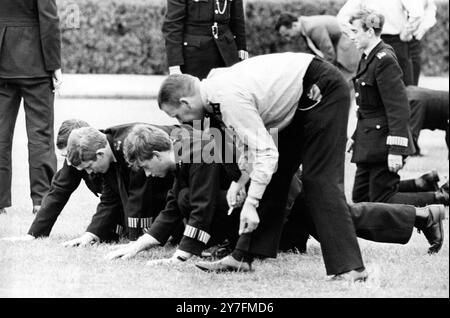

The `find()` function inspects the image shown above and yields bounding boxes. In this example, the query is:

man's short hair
[56,119,90,150]
[123,124,172,169]
[349,8,385,36]
[275,12,298,32]
[66,127,107,167]
[157,74,197,109]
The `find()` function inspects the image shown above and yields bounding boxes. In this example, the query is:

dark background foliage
[57,0,449,75]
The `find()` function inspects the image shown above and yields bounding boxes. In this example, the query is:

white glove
[387,154,403,173]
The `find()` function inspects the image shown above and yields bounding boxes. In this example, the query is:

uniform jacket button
[376,125,381,129]
[361,82,366,86]
[215,10,219,14]
[355,92,360,97]
[183,42,188,46]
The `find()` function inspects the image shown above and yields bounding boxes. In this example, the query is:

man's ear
[95,149,105,159]
[179,97,192,109]
[152,151,162,160]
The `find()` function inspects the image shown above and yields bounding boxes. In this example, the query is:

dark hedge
[57,0,449,75]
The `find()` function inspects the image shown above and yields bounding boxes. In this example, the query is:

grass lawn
[0,95,448,298]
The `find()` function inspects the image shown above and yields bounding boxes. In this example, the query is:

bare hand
[226,181,247,209]
[346,139,354,153]
[52,68,63,92]
[307,84,322,101]
[388,154,403,173]
[106,242,139,260]
[239,200,260,235]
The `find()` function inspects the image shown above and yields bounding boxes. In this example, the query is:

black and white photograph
[0,0,448,302]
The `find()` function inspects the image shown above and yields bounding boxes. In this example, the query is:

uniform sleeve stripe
[140,217,152,229]
[184,225,210,244]
[115,224,124,235]
[128,217,140,228]
[387,136,408,147]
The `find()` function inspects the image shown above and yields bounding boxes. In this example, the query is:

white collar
[364,39,382,58]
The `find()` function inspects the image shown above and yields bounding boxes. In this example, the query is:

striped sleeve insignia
[184,225,211,244]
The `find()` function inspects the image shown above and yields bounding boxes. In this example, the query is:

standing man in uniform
[337,0,424,86]
[348,9,449,207]
[0,0,62,215]
[163,0,248,79]
[156,52,368,282]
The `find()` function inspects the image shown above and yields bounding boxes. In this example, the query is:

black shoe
[195,255,253,273]
[0,207,6,214]
[435,181,449,206]
[417,170,440,191]
[32,205,41,214]
[417,205,445,254]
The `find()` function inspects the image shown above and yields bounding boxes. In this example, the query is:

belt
[185,22,230,38]
[0,17,39,27]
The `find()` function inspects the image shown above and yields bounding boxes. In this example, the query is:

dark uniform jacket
[351,41,415,164]
[28,161,103,238]
[85,124,176,241]
[146,134,239,256]
[0,0,61,78]
[162,0,246,78]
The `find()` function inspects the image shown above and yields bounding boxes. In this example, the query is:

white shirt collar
[364,39,382,58]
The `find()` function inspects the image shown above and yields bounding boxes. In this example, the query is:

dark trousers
[235,58,364,275]
[409,91,449,158]
[0,77,56,208]
[181,40,225,79]
[280,192,416,251]
[409,39,422,86]
[381,35,414,86]
[353,163,437,206]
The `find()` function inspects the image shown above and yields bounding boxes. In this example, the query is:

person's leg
[398,170,440,192]
[369,163,438,206]
[350,202,415,243]
[231,114,305,260]
[299,75,364,276]
[352,164,370,203]
[0,80,21,209]
[21,78,57,207]
[409,39,422,86]
[279,191,311,253]
[408,97,426,156]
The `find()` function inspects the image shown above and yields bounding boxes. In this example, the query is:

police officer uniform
[351,41,438,206]
[162,0,247,79]
[85,124,176,241]
[0,0,61,210]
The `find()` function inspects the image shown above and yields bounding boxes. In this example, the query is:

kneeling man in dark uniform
[62,124,176,246]
[107,124,242,265]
